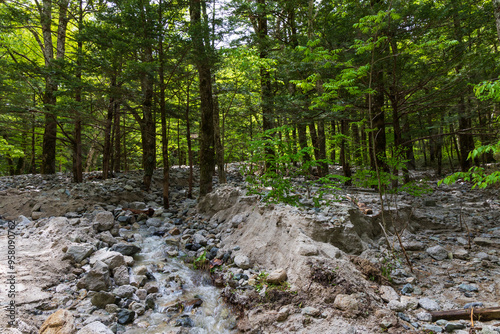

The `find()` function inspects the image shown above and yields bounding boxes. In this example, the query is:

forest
[1,0,500,202]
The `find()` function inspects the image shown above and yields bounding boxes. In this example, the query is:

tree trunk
[340,119,352,185]
[186,80,194,198]
[308,122,320,175]
[457,96,474,171]
[330,121,336,163]
[494,0,500,43]
[297,123,311,166]
[113,107,121,172]
[370,78,387,172]
[103,77,116,179]
[213,82,226,183]
[352,121,361,165]
[72,0,84,183]
[190,0,215,197]
[317,120,328,175]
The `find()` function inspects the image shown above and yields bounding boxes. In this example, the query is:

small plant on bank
[193,251,209,270]
[243,125,346,207]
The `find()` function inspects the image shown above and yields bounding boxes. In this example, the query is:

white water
[123,229,237,333]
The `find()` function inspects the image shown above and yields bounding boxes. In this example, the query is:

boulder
[93,211,115,232]
[77,260,110,292]
[426,245,448,261]
[113,265,130,286]
[91,292,115,309]
[64,244,95,263]
[39,309,76,334]
[266,269,287,284]
[90,249,125,270]
[110,243,141,256]
[76,321,114,334]
[234,254,251,269]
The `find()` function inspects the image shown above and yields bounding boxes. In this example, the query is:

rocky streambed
[1,166,500,334]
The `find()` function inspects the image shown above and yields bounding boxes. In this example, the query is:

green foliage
[0,138,24,159]
[193,251,208,270]
[243,126,346,207]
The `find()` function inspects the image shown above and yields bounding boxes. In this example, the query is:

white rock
[379,285,399,302]
[234,254,251,269]
[77,321,114,334]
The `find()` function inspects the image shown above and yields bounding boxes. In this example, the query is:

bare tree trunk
[340,119,352,185]
[494,0,500,42]
[159,0,169,208]
[190,0,215,197]
[103,77,115,179]
[213,85,226,183]
[297,123,311,166]
[186,80,194,198]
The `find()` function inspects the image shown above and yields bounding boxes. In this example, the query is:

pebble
[426,245,449,261]
[418,297,440,311]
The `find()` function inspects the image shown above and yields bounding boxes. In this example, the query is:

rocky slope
[0,166,499,334]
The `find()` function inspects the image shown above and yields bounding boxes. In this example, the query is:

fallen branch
[430,307,500,322]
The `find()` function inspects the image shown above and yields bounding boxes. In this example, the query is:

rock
[302,306,321,317]
[193,233,208,246]
[416,311,432,322]
[426,245,449,261]
[113,265,130,286]
[64,244,95,263]
[76,321,114,334]
[113,285,136,298]
[444,322,466,332]
[90,249,125,270]
[97,231,118,246]
[143,282,159,294]
[277,306,291,322]
[130,302,146,316]
[91,292,116,309]
[266,269,287,284]
[401,296,418,310]
[175,316,194,327]
[169,227,181,236]
[32,211,44,220]
[39,309,76,334]
[464,302,483,309]
[298,243,319,256]
[116,309,135,325]
[94,211,115,232]
[458,283,478,292]
[423,324,443,333]
[146,218,163,227]
[401,283,414,295]
[333,294,359,311]
[453,248,469,260]
[388,300,406,312]
[110,243,141,256]
[380,285,399,302]
[77,260,110,291]
[418,297,440,311]
[474,237,500,247]
[234,254,251,269]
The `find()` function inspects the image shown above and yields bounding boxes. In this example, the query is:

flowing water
[122,227,237,334]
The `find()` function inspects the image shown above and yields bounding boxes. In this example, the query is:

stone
[110,243,141,256]
[76,321,114,334]
[130,302,146,316]
[94,211,115,232]
[113,285,137,298]
[277,307,290,322]
[39,309,76,334]
[401,283,414,294]
[77,260,110,291]
[32,211,44,220]
[234,254,251,269]
[458,283,479,292]
[143,282,159,294]
[444,322,465,332]
[105,304,119,314]
[419,297,440,311]
[423,324,443,333]
[453,248,469,260]
[97,231,118,246]
[193,233,208,246]
[91,292,115,309]
[380,285,399,302]
[464,302,483,309]
[426,245,449,261]
[416,311,432,322]
[169,227,181,236]
[116,309,135,325]
[175,316,194,327]
[90,249,125,270]
[388,300,406,312]
[302,306,321,317]
[64,244,95,263]
[266,268,287,284]
[298,243,319,256]
[146,218,163,227]
[401,296,418,310]
[113,265,130,286]
[333,294,359,311]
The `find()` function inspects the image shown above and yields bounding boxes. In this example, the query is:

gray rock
[130,202,146,210]
[474,237,500,248]
[423,324,442,333]
[97,231,118,246]
[113,265,130,286]
[380,285,399,302]
[388,300,406,312]
[426,245,449,261]
[418,297,440,311]
[444,322,465,332]
[302,306,321,317]
[116,309,135,325]
[110,243,141,256]
[192,233,208,246]
[113,285,136,298]
[416,311,432,322]
[76,321,114,334]
[234,254,251,269]
[90,249,125,270]
[64,244,95,263]
[458,283,478,292]
[333,294,359,311]
[77,260,110,291]
[94,211,115,232]
[464,302,483,309]
[146,218,163,227]
[298,243,319,256]
[91,292,115,309]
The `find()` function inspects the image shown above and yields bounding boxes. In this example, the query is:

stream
[121,226,237,333]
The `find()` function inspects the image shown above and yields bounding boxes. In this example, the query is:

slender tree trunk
[72,0,84,183]
[370,77,387,172]
[317,120,328,175]
[494,0,500,42]
[31,112,36,174]
[186,80,194,198]
[308,122,320,174]
[113,108,121,172]
[330,121,336,163]
[297,123,311,166]
[340,119,352,184]
[190,0,215,197]
[352,121,361,165]
[103,76,116,179]
[213,82,226,183]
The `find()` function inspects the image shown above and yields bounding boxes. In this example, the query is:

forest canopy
[1,0,500,202]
